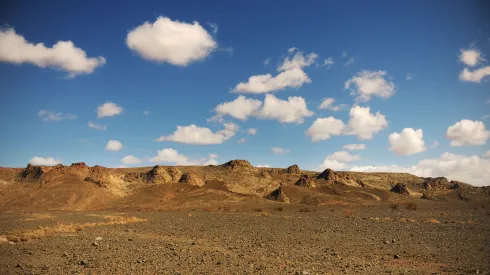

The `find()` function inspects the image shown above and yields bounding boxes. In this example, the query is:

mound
[295,174,316,188]
[284,164,301,174]
[390,183,411,195]
[266,185,291,203]
[179,173,205,187]
[147,166,182,184]
[219,160,255,172]
[316,169,364,187]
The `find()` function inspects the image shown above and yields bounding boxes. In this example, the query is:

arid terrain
[0,160,489,274]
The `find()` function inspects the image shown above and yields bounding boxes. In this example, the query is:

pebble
[394,255,400,259]
[95,237,103,241]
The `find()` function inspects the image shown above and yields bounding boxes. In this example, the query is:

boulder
[266,185,291,203]
[284,164,301,174]
[295,174,316,188]
[179,173,205,187]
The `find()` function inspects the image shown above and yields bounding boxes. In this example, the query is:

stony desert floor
[1,200,489,275]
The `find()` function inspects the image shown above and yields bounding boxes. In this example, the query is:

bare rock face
[146,166,182,184]
[179,173,205,187]
[19,164,45,181]
[423,177,451,190]
[390,183,411,195]
[220,160,255,171]
[285,164,301,174]
[316,168,364,187]
[88,165,110,186]
[316,168,337,183]
[295,174,316,188]
[266,185,291,203]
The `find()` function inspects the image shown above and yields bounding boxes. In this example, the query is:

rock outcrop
[266,185,291,203]
[19,164,45,181]
[423,177,451,190]
[146,166,182,184]
[316,169,364,187]
[179,173,205,187]
[219,160,255,172]
[295,174,316,188]
[284,164,301,174]
[390,183,411,195]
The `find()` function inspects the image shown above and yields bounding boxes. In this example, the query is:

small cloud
[207,22,218,35]
[38,110,77,121]
[263,58,270,66]
[237,138,246,144]
[343,144,366,151]
[247,128,257,135]
[106,140,123,151]
[482,114,490,120]
[97,102,122,118]
[256,164,271,168]
[322,57,334,68]
[121,155,141,165]
[143,110,150,115]
[430,141,439,148]
[342,51,348,58]
[88,122,107,130]
[344,57,354,66]
[271,147,289,155]
[406,72,412,80]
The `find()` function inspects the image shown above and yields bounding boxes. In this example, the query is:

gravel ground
[0,202,489,274]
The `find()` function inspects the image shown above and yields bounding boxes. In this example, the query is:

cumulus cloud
[212,96,262,121]
[126,17,217,66]
[318,98,346,111]
[28,157,61,166]
[327,151,361,162]
[305,117,345,141]
[459,48,485,67]
[121,155,141,165]
[247,128,257,135]
[255,94,314,123]
[446,119,490,146]
[388,128,427,155]
[271,147,289,155]
[322,57,334,68]
[345,70,396,102]
[318,159,346,171]
[0,28,105,77]
[343,144,366,151]
[350,152,490,186]
[157,123,238,145]
[277,49,318,71]
[232,68,311,94]
[150,148,218,165]
[345,106,388,140]
[38,110,77,121]
[106,140,123,151]
[88,122,107,131]
[317,151,360,171]
[459,66,490,83]
[97,102,123,118]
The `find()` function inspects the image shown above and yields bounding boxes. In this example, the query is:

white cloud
[232,68,311,94]
[256,164,271,168]
[126,17,217,66]
[446,119,490,146]
[237,138,246,144]
[430,141,440,148]
[483,150,490,158]
[212,96,262,121]
[344,57,354,66]
[459,66,490,83]
[318,159,346,171]
[277,49,318,72]
[121,155,141,165]
[28,157,61,166]
[106,140,123,151]
[157,123,238,145]
[150,148,217,166]
[247,128,257,135]
[0,28,105,78]
[88,122,107,131]
[327,151,361,162]
[305,117,345,141]
[459,48,485,67]
[256,94,314,123]
[406,72,412,80]
[263,58,270,66]
[322,57,334,68]
[345,70,396,102]
[343,144,366,151]
[341,51,348,58]
[350,152,490,186]
[271,147,290,155]
[97,102,123,118]
[388,128,427,155]
[38,110,77,121]
[143,110,150,115]
[318,98,346,111]
[208,22,218,35]
[345,106,388,140]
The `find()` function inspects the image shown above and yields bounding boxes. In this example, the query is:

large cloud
[305,117,345,141]
[150,148,218,165]
[28,157,61,166]
[446,120,490,146]
[38,110,77,121]
[350,152,490,186]
[459,49,484,67]
[232,68,311,94]
[389,128,427,155]
[97,102,123,118]
[126,17,217,66]
[345,70,396,102]
[0,28,105,77]
[157,123,238,145]
[255,94,314,123]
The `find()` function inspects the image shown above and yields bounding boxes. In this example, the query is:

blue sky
[1,0,489,185]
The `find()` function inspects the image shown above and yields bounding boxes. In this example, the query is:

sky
[0,0,489,186]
